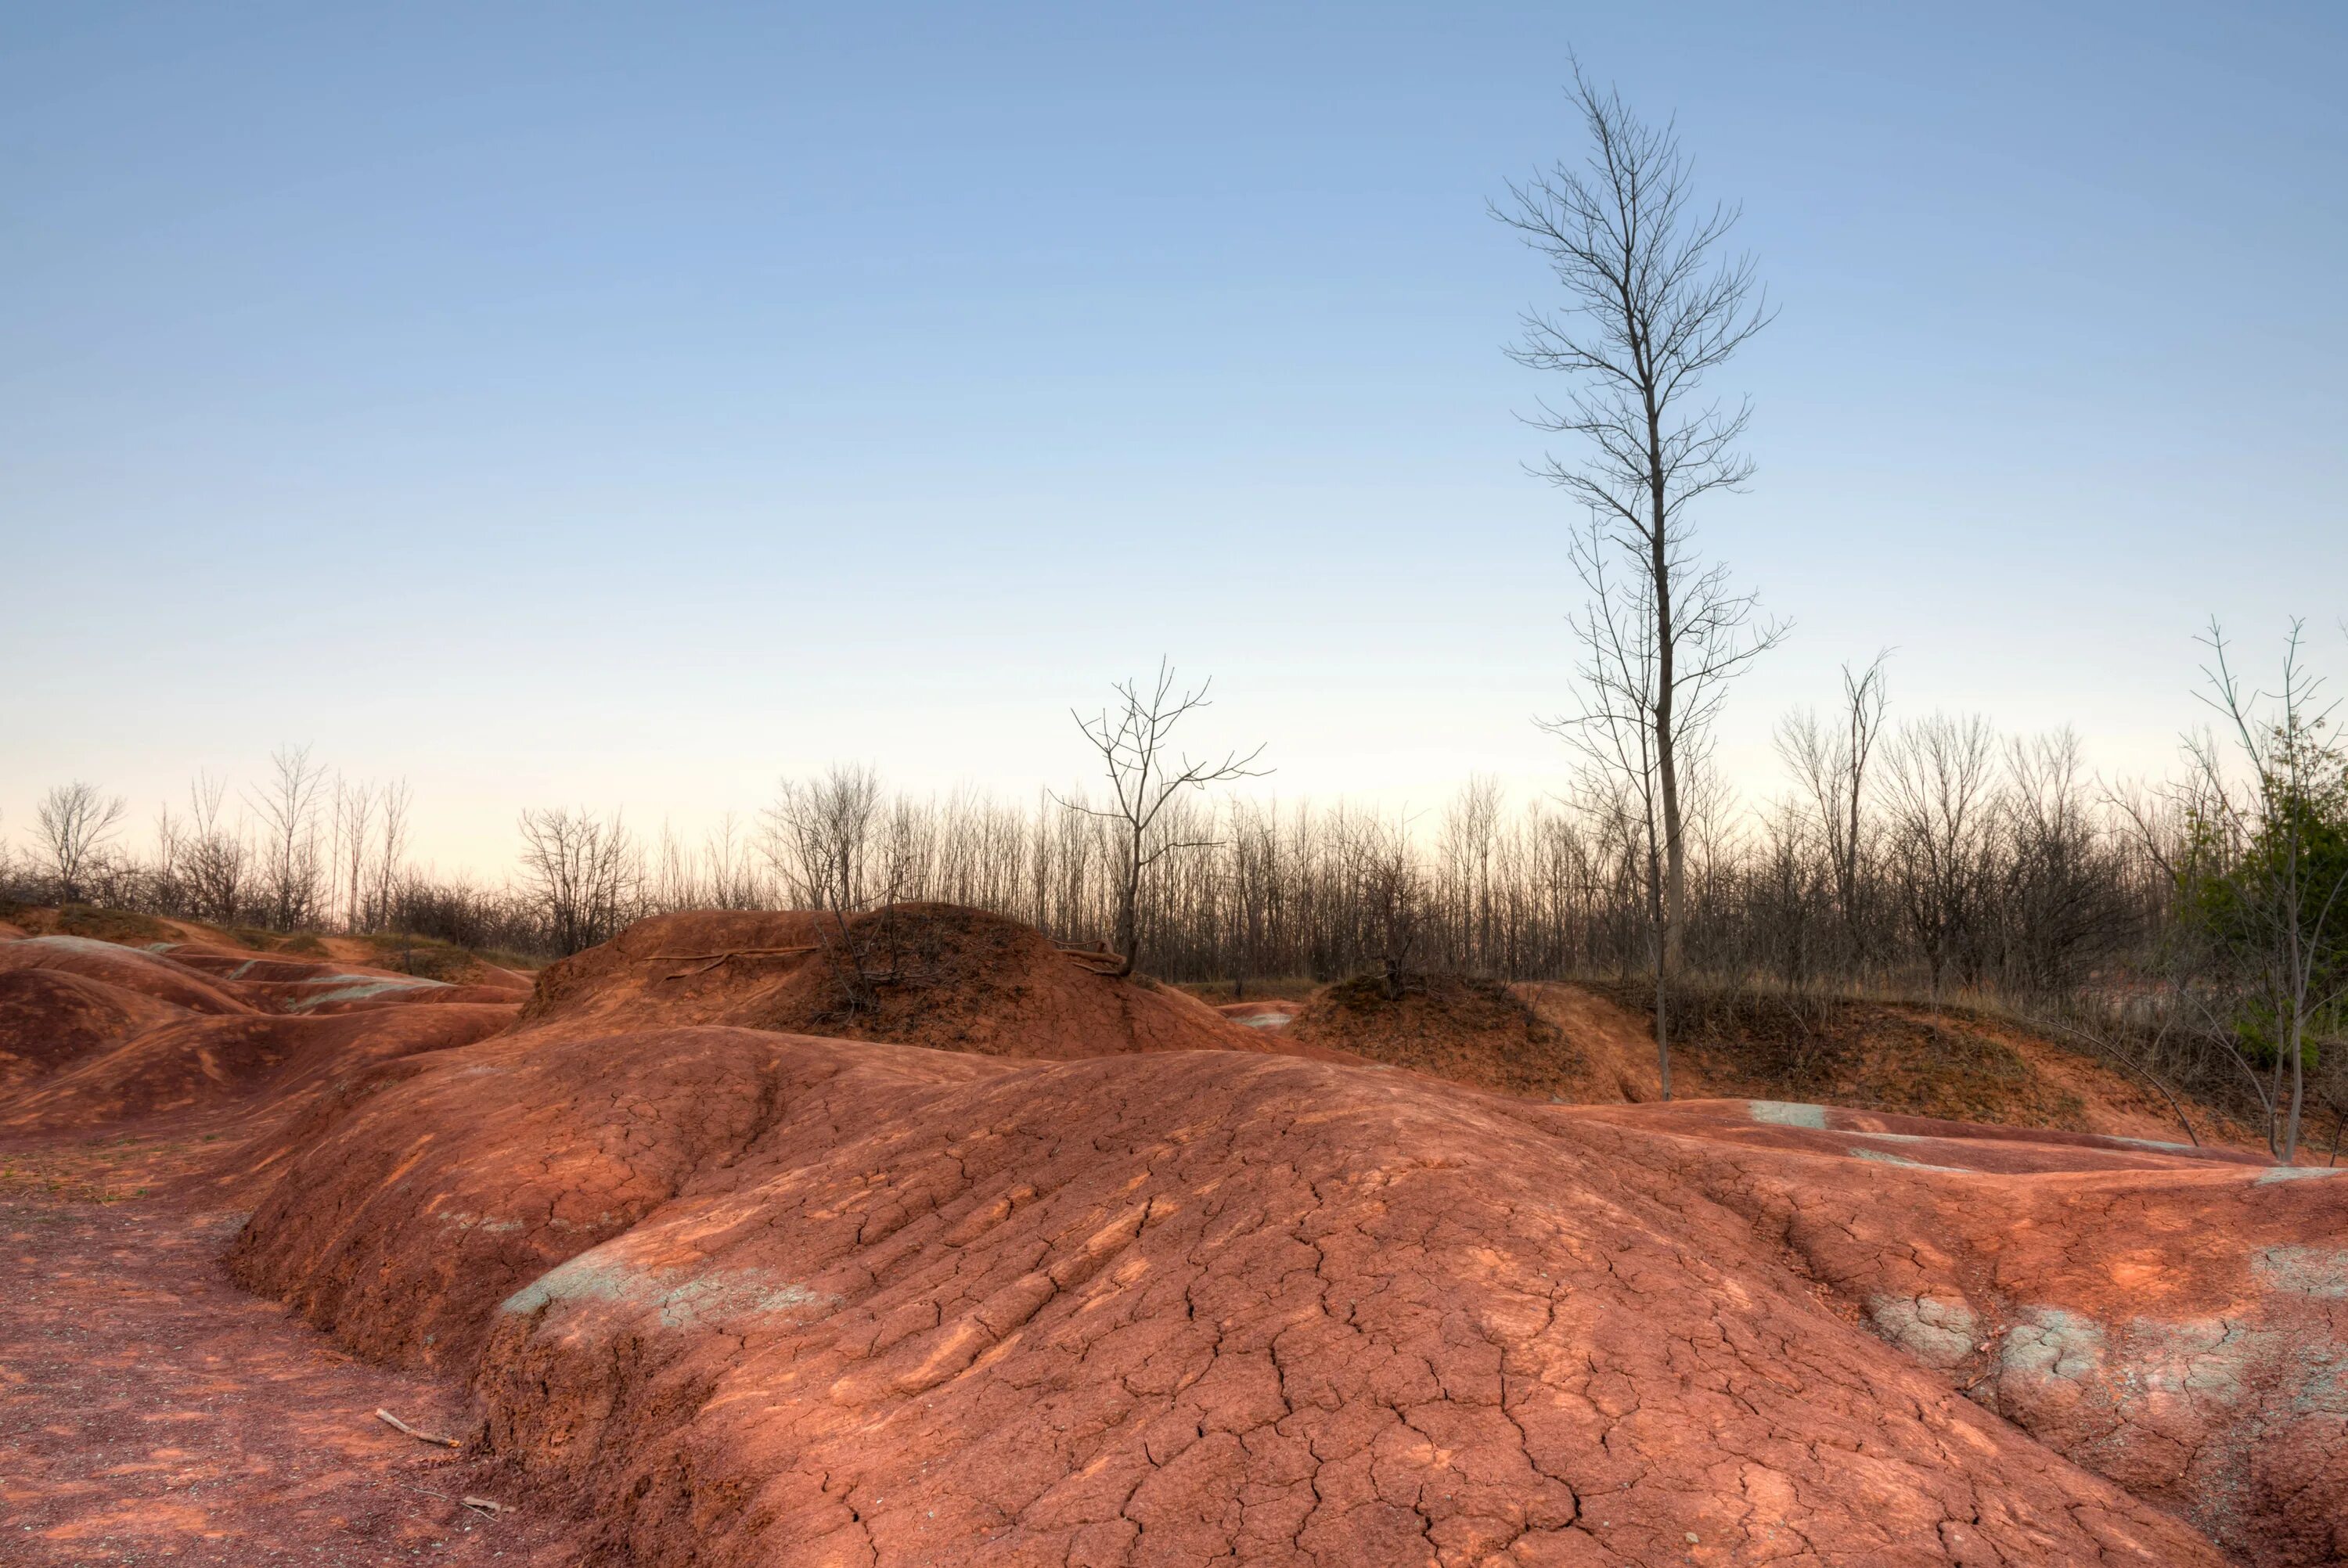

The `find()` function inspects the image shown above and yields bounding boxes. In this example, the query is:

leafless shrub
[516,807,641,957]
[34,782,128,904]
[247,744,327,931]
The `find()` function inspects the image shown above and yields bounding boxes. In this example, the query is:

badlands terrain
[2,903,2342,1566]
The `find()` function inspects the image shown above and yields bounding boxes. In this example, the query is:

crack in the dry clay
[2250,1244,2348,1298]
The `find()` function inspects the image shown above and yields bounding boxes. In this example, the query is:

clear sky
[4,2,2343,872]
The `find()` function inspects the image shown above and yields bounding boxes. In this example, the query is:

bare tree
[183,771,249,924]
[333,779,374,934]
[1344,807,1428,1001]
[1061,660,1267,976]
[704,811,765,910]
[247,744,327,930]
[1498,61,1782,969]
[2179,620,2348,1163]
[35,782,128,904]
[516,807,641,956]
[1499,62,1784,1094]
[1777,653,1891,963]
[373,781,412,931]
[1880,714,1999,995]
[763,764,884,914]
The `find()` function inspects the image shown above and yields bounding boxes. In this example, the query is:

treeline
[6,693,2341,1157]
[0,724,2214,994]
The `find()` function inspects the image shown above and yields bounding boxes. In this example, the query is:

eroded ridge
[232,1027,2231,1566]
[1564,1098,2348,1565]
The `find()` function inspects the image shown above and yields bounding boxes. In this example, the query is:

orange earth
[2,908,2341,1566]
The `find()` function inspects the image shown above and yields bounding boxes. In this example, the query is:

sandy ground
[1,1170,582,1566]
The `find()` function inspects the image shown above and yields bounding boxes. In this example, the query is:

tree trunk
[1112,834,1139,977]
[1648,405,1686,975]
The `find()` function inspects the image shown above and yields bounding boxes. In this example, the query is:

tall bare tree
[1500,62,1784,1094]
[333,778,375,933]
[1061,660,1267,976]
[34,781,128,904]
[763,764,884,914]
[373,780,412,931]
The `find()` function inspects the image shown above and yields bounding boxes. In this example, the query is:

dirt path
[1,1184,583,1565]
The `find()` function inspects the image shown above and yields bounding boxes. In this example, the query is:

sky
[3,2,2343,873]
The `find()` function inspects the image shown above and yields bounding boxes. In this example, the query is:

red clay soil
[0,936,255,1015]
[1561,1098,2348,1564]
[0,968,192,1089]
[0,1185,582,1564]
[1282,971,1595,1100]
[232,1019,2271,1566]
[0,934,520,1141]
[521,904,1325,1061]
[13,915,2347,1565]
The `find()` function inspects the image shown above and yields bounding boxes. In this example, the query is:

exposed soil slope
[1284,970,2248,1149]
[524,903,1316,1060]
[0,933,521,1149]
[1566,1097,2345,1564]
[230,1020,2281,1566]
[0,968,191,1088]
[1582,981,2253,1148]
[1283,972,1595,1099]
[0,1189,582,1565]
[9,915,2340,1566]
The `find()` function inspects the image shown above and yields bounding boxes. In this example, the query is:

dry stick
[401,1482,510,1519]
[650,945,822,981]
[646,945,821,962]
[375,1408,461,1448]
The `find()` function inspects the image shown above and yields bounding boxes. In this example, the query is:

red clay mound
[157,942,528,1013]
[0,929,524,1194]
[0,1002,518,1135]
[232,1030,2235,1566]
[0,969,192,1088]
[1284,971,1632,1101]
[0,935,253,1015]
[523,904,1315,1060]
[1559,1098,2348,1563]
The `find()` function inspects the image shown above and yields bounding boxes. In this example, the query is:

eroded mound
[0,969,192,1088]
[0,935,254,1015]
[1581,981,2242,1144]
[231,1027,2248,1566]
[1564,1097,2348,1564]
[523,904,1305,1060]
[1,1002,519,1134]
[0,932,524,1166]
[1284,971,1599,1099]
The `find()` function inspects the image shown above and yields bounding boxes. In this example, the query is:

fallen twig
[401,1482,510,1519]
[650,945,822,980]
[376,1408,461,1448]
[646,945,820,962]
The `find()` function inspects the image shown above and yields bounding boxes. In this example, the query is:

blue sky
[3,2,2343,869]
